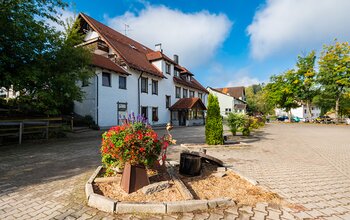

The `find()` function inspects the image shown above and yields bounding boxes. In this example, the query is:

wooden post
[46,121,49,139]
[19,122,23,144]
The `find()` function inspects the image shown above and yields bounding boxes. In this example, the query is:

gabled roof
[174,76,209,94]
[146,51,177,65]
[91,54,129,75]
[169,98,206,110]
[79,13,164,78]
[215,86,245,99]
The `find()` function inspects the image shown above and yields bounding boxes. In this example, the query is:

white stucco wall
[207,88,234,116]
[275,105,321,119]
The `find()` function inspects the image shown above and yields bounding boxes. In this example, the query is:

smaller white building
[275,105,321,119]
[207,87,246,116]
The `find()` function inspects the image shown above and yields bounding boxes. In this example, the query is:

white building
[275,105,321,119]
[207,87,247,116]
[74,13,208,128]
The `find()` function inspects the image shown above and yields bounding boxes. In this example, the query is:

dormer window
[165,63,171,74]
[174,69,179,77]
[187,75,191,81]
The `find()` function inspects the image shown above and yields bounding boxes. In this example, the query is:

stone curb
[85,166,237,214]
[87,165,103,184]
[227,167,259,186]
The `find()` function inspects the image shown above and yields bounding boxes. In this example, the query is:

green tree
[266,70,300,120]
[205,94,223,145]
[318,41,350,123]
[294,51,317,119]
[0,1,93,115]
[246,84,274,115]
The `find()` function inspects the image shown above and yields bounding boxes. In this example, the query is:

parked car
[277,115,289,121]
[315,116,334,124]
[291,116,301,123]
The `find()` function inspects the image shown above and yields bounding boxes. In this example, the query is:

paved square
[0,123,349,219]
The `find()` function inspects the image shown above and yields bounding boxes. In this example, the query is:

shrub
[100,113,175,176]
[227,113,246,135]
[205,94,223,145]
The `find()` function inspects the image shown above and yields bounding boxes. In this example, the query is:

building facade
[275,105,321,119]
[207,87,247,116]
[74,13,208,128]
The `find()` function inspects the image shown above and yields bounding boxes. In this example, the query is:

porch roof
[169,98,206,111]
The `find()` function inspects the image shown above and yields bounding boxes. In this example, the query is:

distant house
[207,87,247,116]
[275,105,321,119]
[0,86,18,99]
[73,13,208,128]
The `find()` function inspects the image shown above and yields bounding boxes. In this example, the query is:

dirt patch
[93,168,184,202]
[178,163,287,207]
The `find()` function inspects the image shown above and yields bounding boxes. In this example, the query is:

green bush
[227,113,246,135]
[205,94,223,145]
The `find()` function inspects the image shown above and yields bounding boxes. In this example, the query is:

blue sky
[64,0,350,87]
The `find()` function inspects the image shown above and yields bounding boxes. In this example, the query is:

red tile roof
[173,76,208,93]
[91,54,129,75]
[169,98,207,110]
[80,13,164,78]
[146,51,177,65]
[79,13,207,91]
[215,86,245,99]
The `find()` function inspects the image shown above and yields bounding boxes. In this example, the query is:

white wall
[275,105,321,119]
[207,88,234,116]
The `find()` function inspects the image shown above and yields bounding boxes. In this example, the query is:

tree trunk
[306,101,312,120]
[335,97,340,124]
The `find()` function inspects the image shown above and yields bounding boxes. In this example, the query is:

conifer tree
[205,94,223,145]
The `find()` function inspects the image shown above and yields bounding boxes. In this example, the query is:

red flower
[139,147,145,152]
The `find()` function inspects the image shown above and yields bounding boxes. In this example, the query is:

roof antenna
[124,23,130,36]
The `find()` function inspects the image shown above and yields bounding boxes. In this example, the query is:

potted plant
[100,113,175,193]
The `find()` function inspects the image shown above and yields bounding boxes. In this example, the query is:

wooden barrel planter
[179,153,202,176]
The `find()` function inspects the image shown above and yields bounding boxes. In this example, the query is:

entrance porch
[169,98,206,126]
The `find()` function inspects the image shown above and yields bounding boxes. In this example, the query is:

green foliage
[227,113,245,135]
[266,70,300,118]
[318,41,350,122]
[294,51,317,118]
[0,1,93,115]
[205,94,223,145]
[246,84,275,115]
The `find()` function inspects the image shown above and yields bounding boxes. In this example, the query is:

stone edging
[85,166,236,214]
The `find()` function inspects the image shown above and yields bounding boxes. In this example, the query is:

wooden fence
[0,117,62,144]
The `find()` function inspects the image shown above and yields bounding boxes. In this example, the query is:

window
[304,109,307,114]
[176,86,181,98]
[311,107,314,110]
[171,111,178,120]
[141,77,148,93]
[174,69,179,77]
[166,63,171,74]
[152,107,158,122]
[102,72,111,87]
[119,76,126,89]
[198,93,203,100]
[225,108,232,115]
[189,90,195,98]
[152,80,158,95]
[183,89,188,98]
[166,95,171,108]
[141,106,148,120]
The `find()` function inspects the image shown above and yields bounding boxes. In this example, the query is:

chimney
[155,43,162,52]
[174,54,179,64]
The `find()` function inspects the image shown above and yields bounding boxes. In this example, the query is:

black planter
[179,153,202,176]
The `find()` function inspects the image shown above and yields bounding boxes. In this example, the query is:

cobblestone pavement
[0,123,349,219]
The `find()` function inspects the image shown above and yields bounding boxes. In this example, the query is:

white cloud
[205,63,262,87]
[105,5,232,68]
[46,9,76,32]
[247,0,350,59]
[225,68,261,87]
